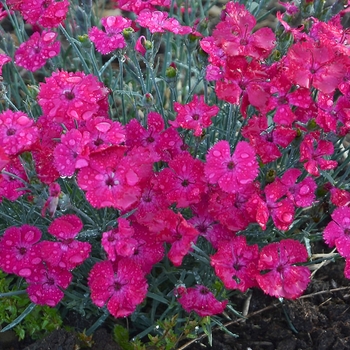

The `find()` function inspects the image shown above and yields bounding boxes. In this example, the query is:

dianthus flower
[156,127,188,162]
[0,54,11,75]
[0,110,38,156]
[170,95,219,137]
[26,264,72,306]
[89,16,132,55]
[157,152,206,208]
[330,187,350,207]
[323,207,350,258]
[284,40,347,94]
[37,70,109,123]
[41,182,61,217]
[212,2,276,59]
[125,112,164,159]
[256,239,311,299]
[242,115,296,164]
[136,9,192,35]
[88,259,148,318]
[207,184,258,232]
[0,4,9,21]
[0,225,43,279]
[205,140,258,193]
[77,146,146,210]
[38,215,91,270]
[53,129,90,177]
[215,56,271,117]
[176,285,228,317]
[82,117,125,154]
[20,0,69,28]
[299,133,337,176]
[210,235,259,292]
[102,218,137,261]
[0,157,29,202]
[117,0,170,14]
[111,222,165,274]
[15,31,60,72]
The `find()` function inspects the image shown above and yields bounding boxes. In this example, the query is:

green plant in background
[0,271,62,340]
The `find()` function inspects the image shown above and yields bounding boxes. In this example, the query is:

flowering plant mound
[1,0,350,346]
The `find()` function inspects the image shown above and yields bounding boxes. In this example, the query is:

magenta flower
[0,54,11,75]
[41,182,61,217]
[0,110,38,156]
[205,140,258,193]
[176,285,228,317]
[170,95,220,137]
[38,70,109,123]
[330,187,350,207]
[211,235,259,292]
[38,215,91,270]
[53,129,90,177]
[157,152,206,208]
[323,207,350,258]
[213,1,276,59]
[0,225,42,277]
[256,239,311,299]
[26,264,72,307]
[77,146,142,210]
[15,31,60,72]
[88,259,148,318]
[89,16,132,55]
[102,218,137,261]
[136,9,192,35]
[20,0,69,28]
[299,133,337,176]
[118,0,170,14]
[0,157,29,202]
[83,117,125,154]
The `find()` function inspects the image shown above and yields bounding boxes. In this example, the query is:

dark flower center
[199,287,210,295]
[227,161,235,170]
[94,138,104,146]
[114,282,123,291]
[47,277,55,286]
[64,91,75,100]
[105,177,115,187]
[7,128,16,136]
[19,247,27,255]
[146,136,155,143]
[182,179,190,187]
[192,114,200,121]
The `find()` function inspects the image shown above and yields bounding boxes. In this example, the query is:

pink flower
[0,110,38,156]
[256,239,311,299]
[26,264,72,306]
[77,146,141,210]
[15,31,60,72]
[213,2,276,59]
[170,95,219,137]
[299,133,337,176]
[323,207,350,258]
[211,236,259,292]
[20,0,69,28]
[38,215,91,270]
[156,127,188,162]
[0,54,11,75]
[53,129,90,176]
[176,285,228,317]
[41,182,61,217]
[0,157,29,202]
[38,70,109,123]
[205,140,258,193]
[0,225,42,277]
[117,0,170,14]
[125,112,164,159]
[330,187,350,207]
[88,259,148,318]
[135,36,147,55]
[89,16,132,55]
[157,152,206,208]
[102,218,137,261]
[136,9,192,35]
